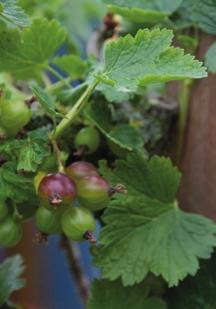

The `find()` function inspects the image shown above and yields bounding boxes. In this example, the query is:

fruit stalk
[60,235,89,303]
[49,137,65,172]
[52,79,99,140]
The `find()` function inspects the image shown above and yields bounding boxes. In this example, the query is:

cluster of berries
[35,161,111,243]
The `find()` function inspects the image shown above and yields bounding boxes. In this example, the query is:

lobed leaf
[0,17,66,79]
[101,28,207,95]
[94,155,216,286]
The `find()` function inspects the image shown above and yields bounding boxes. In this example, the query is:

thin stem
[47,65,71,89]
[177,79,193,162]
[60,235,90,304]
[50,137,65,173]
[52,78,99,140]
[46,77,71,93]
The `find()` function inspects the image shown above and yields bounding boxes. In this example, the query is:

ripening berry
[77,175,110,211]
[38,173,76,209]
[66,161,99,182]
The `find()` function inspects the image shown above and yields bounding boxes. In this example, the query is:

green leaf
[0,127,51,173]
[52,55,88,80]
[31,83,61,119]
[103,0,183,23]
[0,255,25,305]
[205,42,216,73]
[0,17,66,79]
[0,162,35,202]
[85,101,144,153]
[100,154,181,201]
[93,155,216,287]
[191,0,216,35]
[101,28,207,95]
[0,0,29,28]
[88,279,167,309]
[97,84,133,103]
[173,0,216,34]
[17,138,51,172]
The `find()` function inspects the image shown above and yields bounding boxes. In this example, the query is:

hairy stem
[52,79,99,140]
[177,79,193,162]
[49,137,64,172]
[60,235,90,303]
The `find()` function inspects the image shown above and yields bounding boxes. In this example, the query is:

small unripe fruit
[0,200,8,221]
[0,217,22,247]
[38,173,76,209]
[0,99,32,137]
[61,206,96,241]
[66,161,99,182]
[77,175,110,211]
[35,206,62,235]
[75,127,100,154]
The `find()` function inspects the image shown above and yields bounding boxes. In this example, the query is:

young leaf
[93,155,216,287]
[52,55,87,80]
[0,18,66,79]
[205,42,216,73]
[0,255,25,305]
[103,0,183,23]
[88,279,167,309]
[31,83,61,119]
[85,101,144,153]
[0,0,30,28]
[17,138,51,172]
[100,28,207,95]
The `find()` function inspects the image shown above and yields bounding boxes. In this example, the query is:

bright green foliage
[205,42,216,73]
[93,155,216,286]
[103,0,183,23]
[88,279,167,309]
[0,18,66,79]
[17,138,51,172]
[0,255,25,305]
[0,0,29,28]
[31,83,62,119]
[0,128,51,173]
[53,55,88,80]
[85,101,144,153]
[100,28,207,95]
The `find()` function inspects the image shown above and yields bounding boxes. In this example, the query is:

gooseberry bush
[1,0,216,308]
